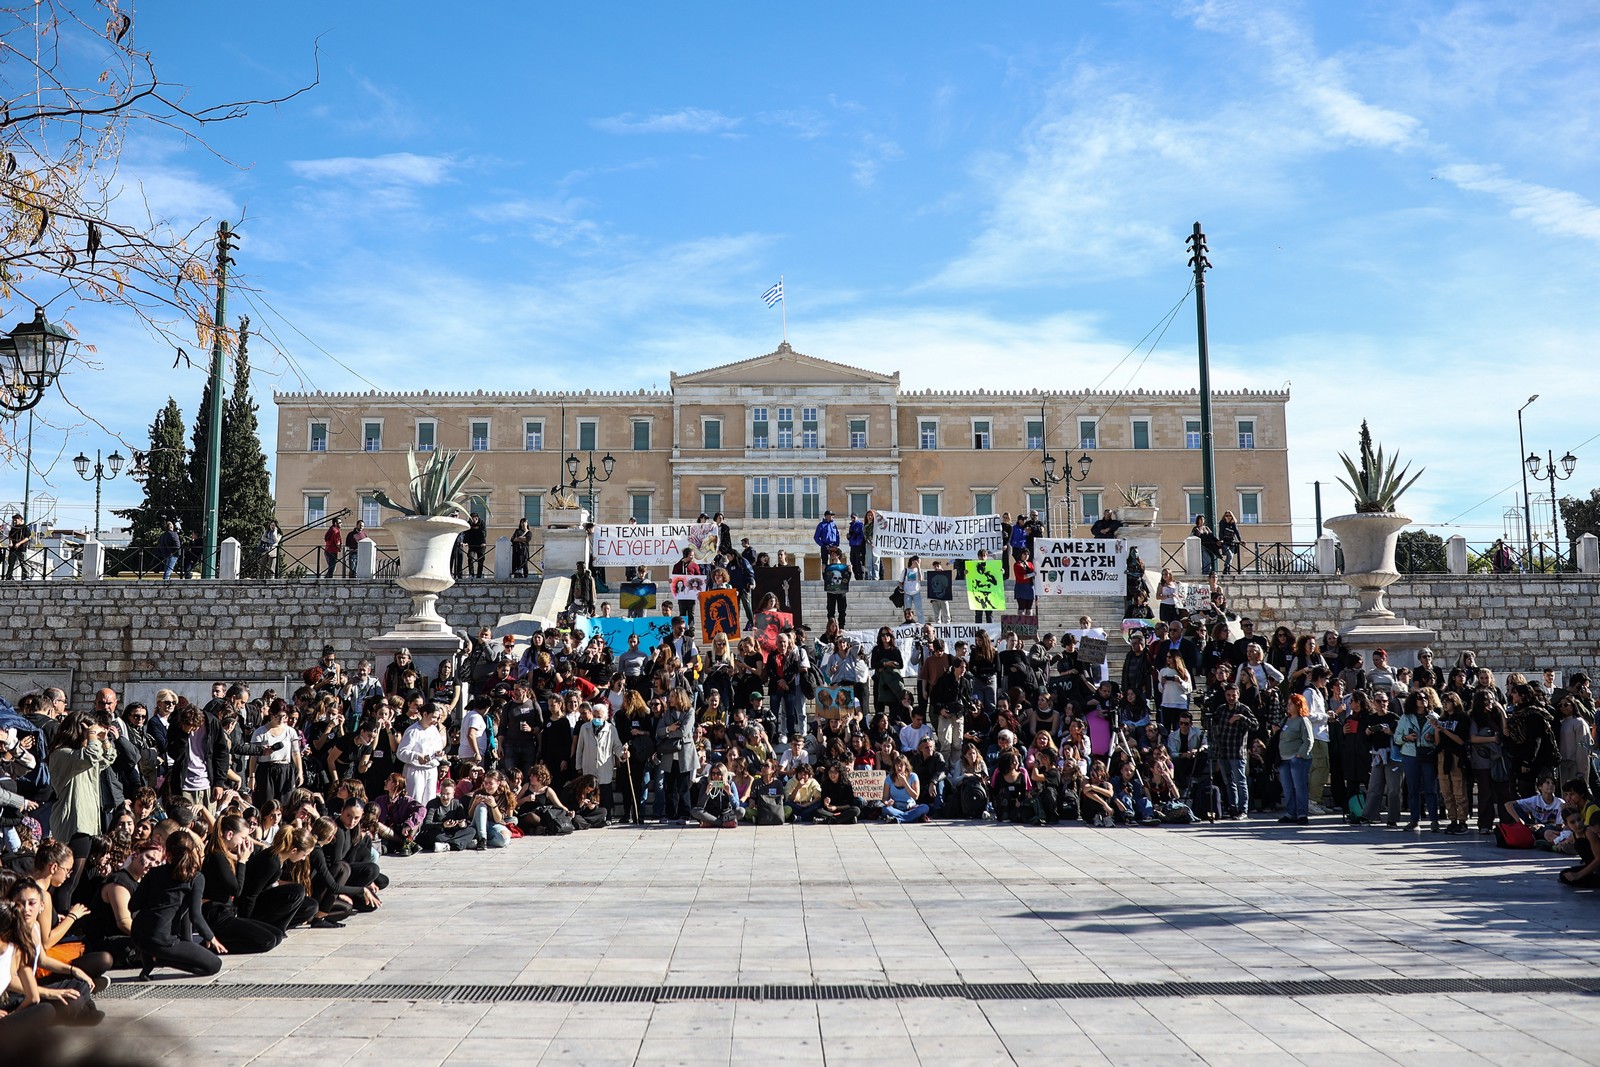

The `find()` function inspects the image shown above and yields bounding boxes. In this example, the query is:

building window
[802,407,819,449]
[750,477,771,520]
[413,421,435,452]
[848,491,870,517]
[1131,419,1151,450]
[577,419,598,452]
[1186,492,1209,524]
[522,494,543,528]
[305,494,327,525]
[751,407,769,450]
[578,493,596,515]
[1081,491,1102,524]
[309,421,328,452]
[974,492,994,515]
[1185,419,1201,450]
[524,420,544,451]
[1026,491,1046,516]
[470,419,490,452]
[632,419,651,451]
[1238,420,1256,450]
[777,407,794,450]
[360,495,382,528]
[701,491,723,517]
[1240,491,1261,524]
[363,421,382,452]
[919,419,938,450]
[467,495,489,522]
[973,419,992,450]
[849,418,867,449]
[1079,419,1097,449]
[630,493,652,524]
[801,477,821,520]
[1026,418,1044,451]
[703,418,722,450]
[776,476,796,519]
[920,492,941,517]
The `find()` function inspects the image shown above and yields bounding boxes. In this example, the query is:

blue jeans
[1220,757,1249,816]
[884,803,929,823]
[780,690,806,741]
[906,591,925,621]
[472,806,510,847]
[162,553,179,580]
[1279,755,1311,819]
[1400,753,1439,824]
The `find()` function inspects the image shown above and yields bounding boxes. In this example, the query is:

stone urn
[387,514,468,632]
[1323,512,1410,619]
[1112,505,1159,526]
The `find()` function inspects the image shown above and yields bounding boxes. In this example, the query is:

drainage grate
[97,974,1598,1004]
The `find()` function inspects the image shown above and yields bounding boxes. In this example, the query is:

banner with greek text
[869,511,1002,559]
[591,522,719,568]
[1034,538,1127,596]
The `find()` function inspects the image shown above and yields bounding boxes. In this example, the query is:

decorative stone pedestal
[368,514,470,680]
[543,508,591,581]
[1112,506,1162,600]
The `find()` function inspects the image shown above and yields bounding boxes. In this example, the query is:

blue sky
[7,0,1599,543]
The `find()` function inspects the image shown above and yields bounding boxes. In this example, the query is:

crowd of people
[3,554,1597,1029]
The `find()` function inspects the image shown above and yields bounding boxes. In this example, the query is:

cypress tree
[219,317,277,569]
[115,399,190,546]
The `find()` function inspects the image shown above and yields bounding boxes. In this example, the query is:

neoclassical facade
[273,343,1292,573]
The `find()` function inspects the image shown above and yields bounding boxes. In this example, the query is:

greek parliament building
[272,343,1291,575]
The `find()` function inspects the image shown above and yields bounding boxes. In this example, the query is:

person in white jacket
[397,705,447,805]
[574,702,622,815]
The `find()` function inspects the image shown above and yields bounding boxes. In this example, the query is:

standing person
[465,513,488,578]
[322,518,342,580]
[1278,693,1314,824]
[1217,510,1242,574]
[1157,651,1193,733]
[1212,682,1258,819]
[573,703,622,816]
[863,510,879,580]
[343,519,367,578]
[48,714,115,843]
[510,518,532,578]
[396,704,446,805]
[900,554,924,623]
[812,509,840,575]
[846,513,866,580]
[823,547,850,628]
[248,701,302,810]
[767,631,807,744]
[1359,690,1404,827]
[656,690,698,823]
[671,548,702,628]
[158,521,183,580]
[1012,547,1036,618]
[4,513,28,580]
[256,520,281,579]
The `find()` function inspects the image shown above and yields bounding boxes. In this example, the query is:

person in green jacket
[1277,693,1315,825]
[48,713,116,840]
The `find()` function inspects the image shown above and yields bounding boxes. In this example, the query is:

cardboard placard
[1078,635,1108,665]
[848,768,886,798]
[926,569,953,602]
[752,610,794,654]
[1000,614,1037,643]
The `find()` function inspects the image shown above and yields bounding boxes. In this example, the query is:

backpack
[958,777,990,820]
[538,806,575,836]
[1495,823,1535,849]
[800,662,821,700]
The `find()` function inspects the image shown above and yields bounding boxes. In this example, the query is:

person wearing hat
[812,509,840,576]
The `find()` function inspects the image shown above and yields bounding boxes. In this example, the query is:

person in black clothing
[236,826,319,931]
[418,778,478,851]
[465,513,488,578]
[199,815,287,954]
[307,817,360,928]
[131,831,224,979]
[1120,631,1156,705]
[815,761,861,824]
[327,799,388,899]
[909,735,947,814]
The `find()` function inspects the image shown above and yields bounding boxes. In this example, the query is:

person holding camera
[690,763,743,828]
[46,714,116,842]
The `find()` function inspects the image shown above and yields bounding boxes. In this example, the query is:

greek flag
[761,280,784,307]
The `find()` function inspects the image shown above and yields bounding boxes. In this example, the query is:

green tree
[1560,489,1600,546]
[1396,529,1447,574]
[114,399,190,546]
[220,319,276,573]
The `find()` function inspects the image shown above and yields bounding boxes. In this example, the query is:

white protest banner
[888,622,1001,675]
[1034,538,1127,596]
[592,522,719,567]
[869,511,1002,559]
[1178,582,1211,615]
[848,768,886,799]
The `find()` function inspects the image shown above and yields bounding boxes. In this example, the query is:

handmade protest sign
[822,561,851,593]
[618,581,656,611]
[754,565,803,627]
[966,560,1007,611]
[1077,634,1109,665]
[848,768,886,798]
[869,510,1002,559]
[752,610,793,654]
[1001,614,1037,643]
[1034,538,1127,596]
[815,686,856,721]
[699,589,740,642]
[591,522,719,568]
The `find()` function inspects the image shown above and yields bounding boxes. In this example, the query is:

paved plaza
[102,821,1600,1066]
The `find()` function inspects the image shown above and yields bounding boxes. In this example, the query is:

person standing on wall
[812,509,840,577]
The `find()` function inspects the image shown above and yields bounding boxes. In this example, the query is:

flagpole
[780,274,787,343]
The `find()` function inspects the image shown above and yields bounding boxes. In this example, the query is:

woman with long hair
[239,826,318,932]
[200,815,287,953]
[10,878,102,1023]
[1469,690,1510,835]
[1278,693,1314,824]
[131,830,225,979]
[0,897,58,1027]
[1157,650,1193,733]
[1157,568,1180,623]
[46,714,116,842]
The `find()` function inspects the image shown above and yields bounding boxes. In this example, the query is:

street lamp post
[561,451,615,518]
[1527,448,1576,564]
[0,307,73,533]
[1028,416,1093,537]
[73,448,126,540]
[1516,395,1538,559]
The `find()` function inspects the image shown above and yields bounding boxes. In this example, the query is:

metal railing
[1463,540,1575,575]
[1234,541,1319,575]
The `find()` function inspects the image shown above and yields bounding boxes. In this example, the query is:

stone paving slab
[95,818,1600,1064]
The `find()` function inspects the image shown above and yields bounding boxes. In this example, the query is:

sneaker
[433,842,450,853]
[1307,802,1327,815]
[1403,821,1419,831]
[91,973,110,995]
[1295,817,1309,825]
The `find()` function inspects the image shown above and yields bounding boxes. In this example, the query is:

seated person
[1504,774,1563,834]
[570,774,609,830]
[691,764,744,828]
[418,778,476,852]
[784,763,824,821]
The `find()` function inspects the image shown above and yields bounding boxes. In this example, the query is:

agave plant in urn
[371,448,480,631]
[1323,421,1424,620]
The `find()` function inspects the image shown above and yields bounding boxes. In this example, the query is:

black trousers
[248,883,319,930]
[138,937,222,977]
[849,543,866,579]
[827,593,847,626]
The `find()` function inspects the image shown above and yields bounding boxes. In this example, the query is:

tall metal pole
[1517,395,1537,555]
[1187,223,1217,530]
[202,221,235,579]
[1314,480,1323,538]
[1040,400,1050,538]
[92,450,103,541]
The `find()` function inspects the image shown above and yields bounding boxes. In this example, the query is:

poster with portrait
[699,589,741,642]
[618,581,656,612]
[965,560,1007,612]
[752,609,794,655]
[670,574,707,601]
[814,685,857,721]
[822,561,851,593]
[754,565,804,627]
[926,569,953,602]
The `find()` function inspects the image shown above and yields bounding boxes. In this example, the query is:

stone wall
[1220,574,1600,676]
[1,581,542,707]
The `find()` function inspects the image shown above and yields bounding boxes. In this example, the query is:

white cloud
[591,108,741,135]
[1438,165,1600,248]
[851,136,904,189]
[288,153,455,186]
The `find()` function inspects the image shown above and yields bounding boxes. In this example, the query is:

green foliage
[1395,529,1447,574]
[113,398,190,546]
[1559,489,1600,547]
[219,321,276,572]
[373,448,480,519]
[1337,419,1424,513]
